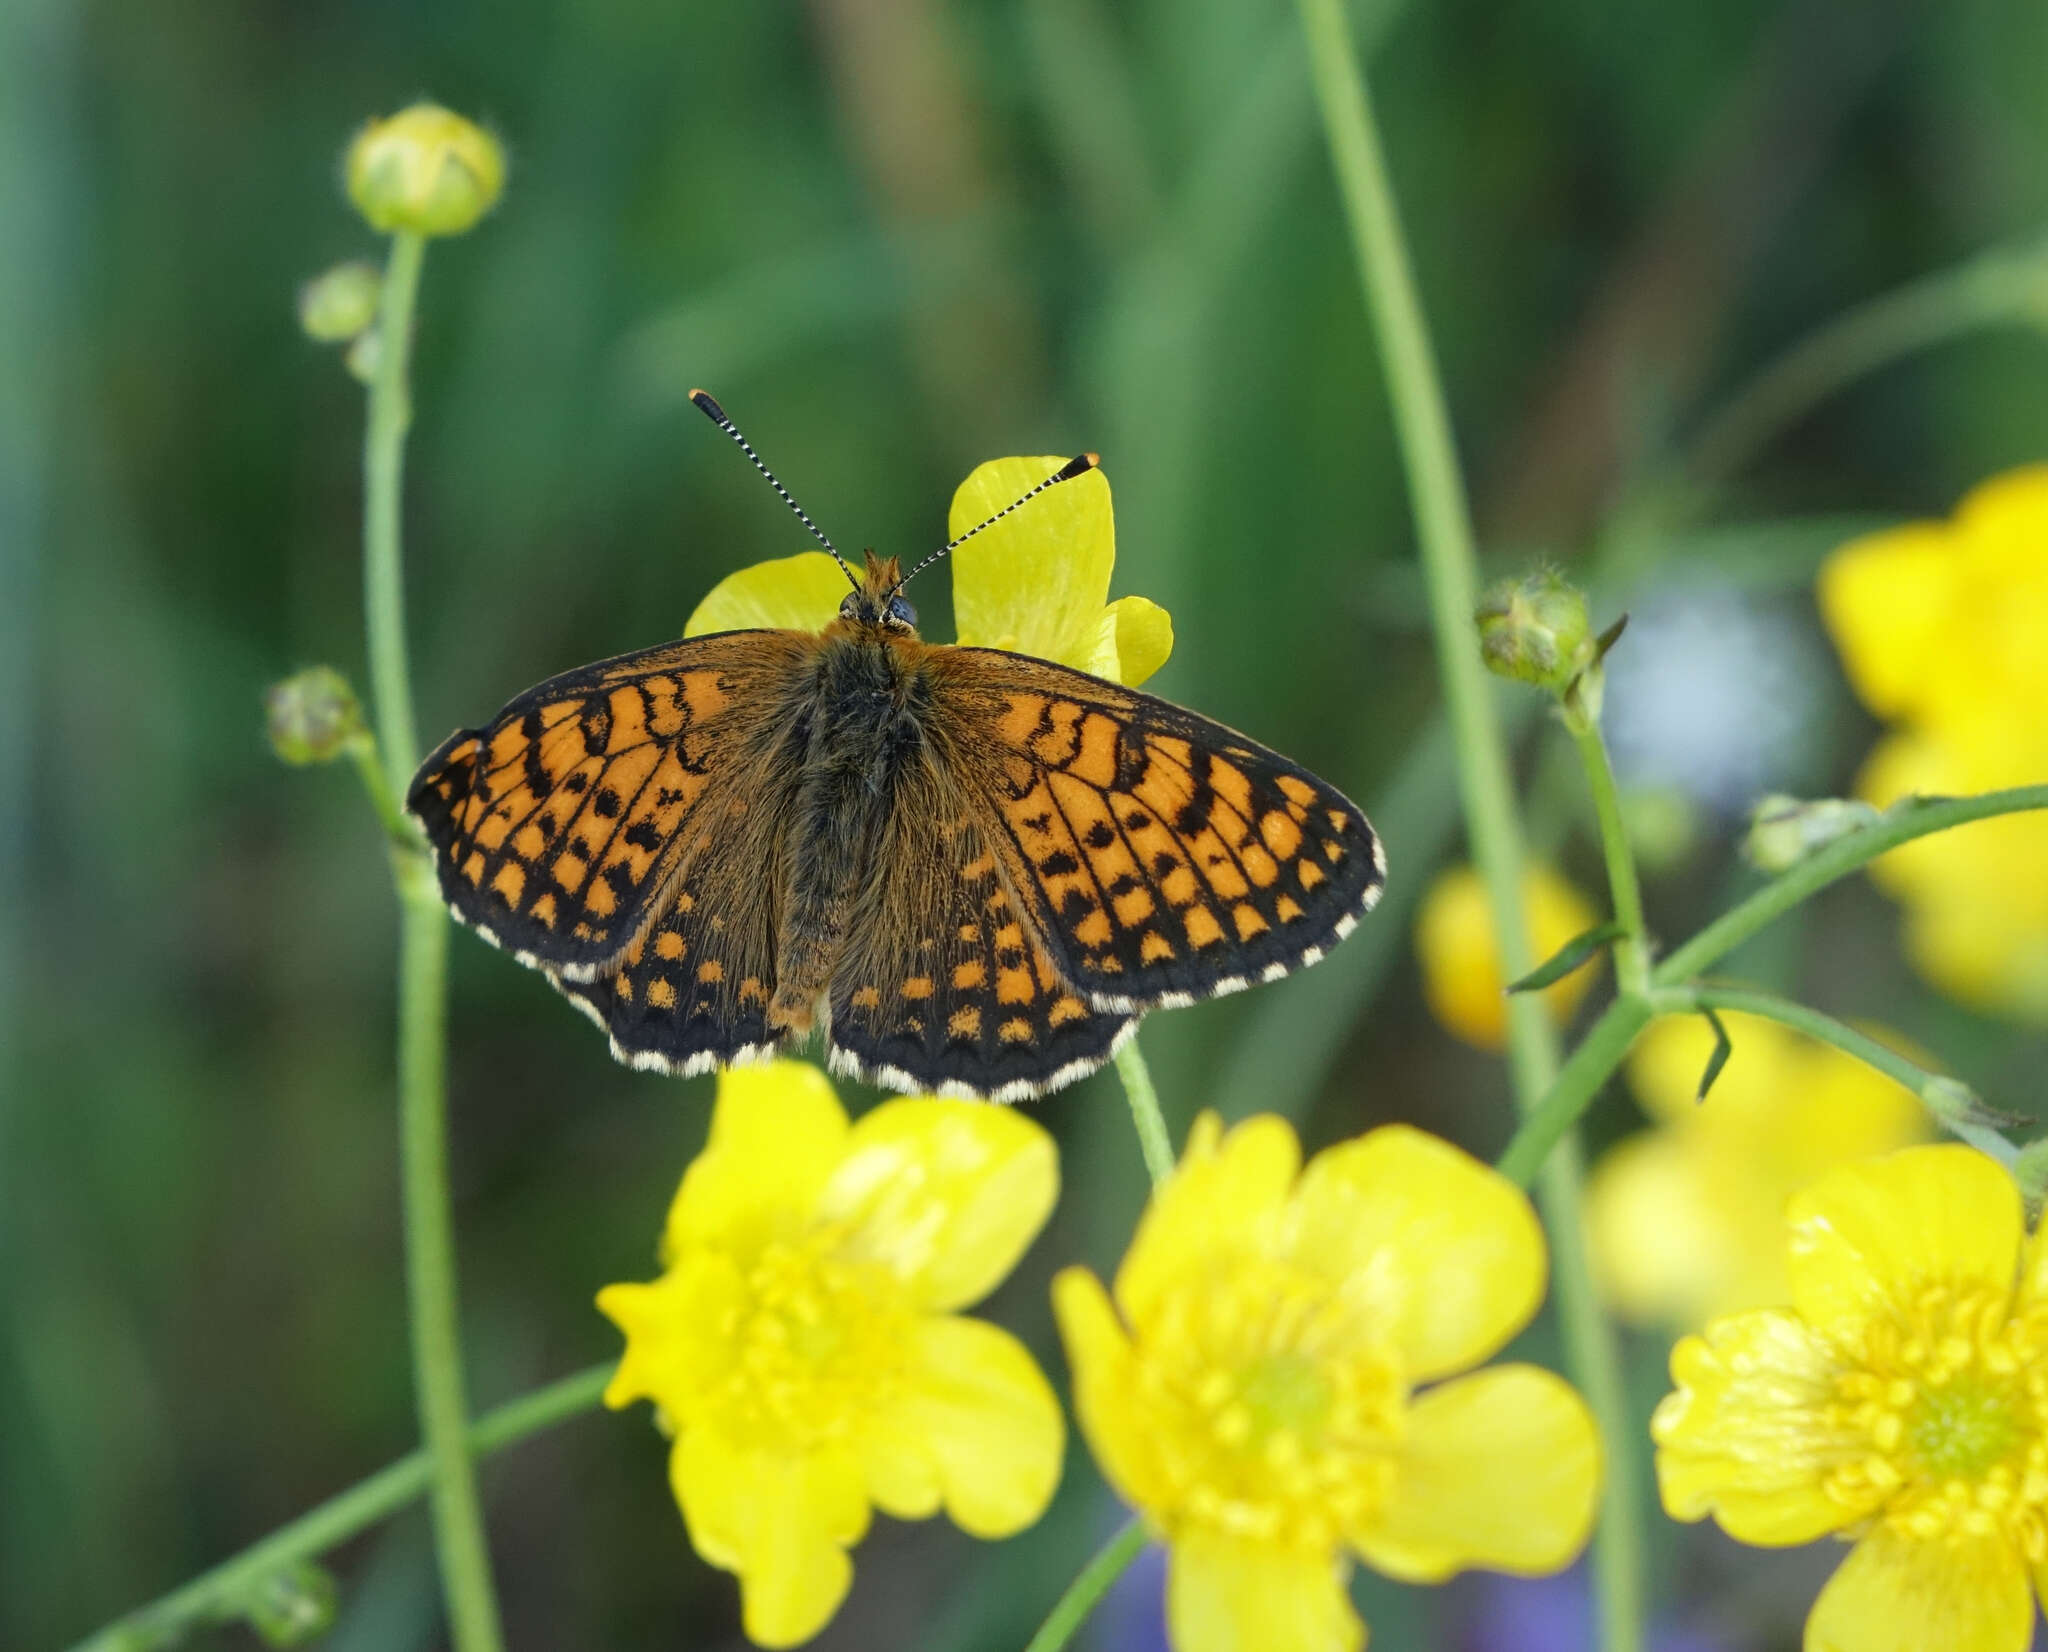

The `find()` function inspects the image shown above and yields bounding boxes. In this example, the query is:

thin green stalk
[1495,995,1657,1189]
[1114,1037,1175,1187]
[365,230,426,800]
[65,1365,611,1652]
[346,731,416,848]
[1569,717,1649,995]
[365,226,504,1652]
[1655,787,2048,986]
[1296,4,1641,1645]
[1020,1520,1149,1652]
[1667,982,2019,1168]
[1686,237,2048,487]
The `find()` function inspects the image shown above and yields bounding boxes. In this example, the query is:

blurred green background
[6,0,2048,1647]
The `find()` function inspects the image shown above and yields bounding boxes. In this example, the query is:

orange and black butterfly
[407,395,1384,1100]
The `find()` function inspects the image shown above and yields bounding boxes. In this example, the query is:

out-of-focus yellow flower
[1055,1113,1599,1652]
[686,457,1173,687]
[1818,468,2048,1021]
[597,1061,1064,1648]
[346,103,505,237]
[1654,1144,2048,1652]
[1414,864,1601,1050]
[1586,1012,1930,1328]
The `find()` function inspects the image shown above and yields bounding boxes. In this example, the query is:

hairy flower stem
[365,227,506,1652]
[63,1367,611,1652]
[1114,1037,1175,1186]
[1296,2,1644,1646]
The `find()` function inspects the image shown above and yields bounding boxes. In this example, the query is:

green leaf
[1696,1007,1733,1103]
[1506,921,1626,994]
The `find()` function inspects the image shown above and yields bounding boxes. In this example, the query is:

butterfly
[407,395,1384,1101]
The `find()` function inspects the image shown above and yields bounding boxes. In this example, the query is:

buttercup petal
[1104,594,1174,687]
[1115,1112,1300,1328]
[1052,1266,1172,1512]
[1651,1309,1861,1545]
[671,1430,869,1649]
[665,1061,850,1264]
[1283,1125,1545,1379]
[950,456,1117,672]
[819,1096,1058,1312]
[685,550,850,638]
[1806,1527,2031,1652]
[595,1251,748,1418]
[1166,1528,1362,1652]
[1786,1145,2021,1341]
[1349,1365,1598,1582]
[1954,463,2048,580]
[1815,520,1959,720]
[862,1315,1063,1535]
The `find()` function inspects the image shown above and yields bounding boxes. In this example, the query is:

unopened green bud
[1742,793,1882,872]
[1475,570,1593,692]
[346,103,505,237]
[241,1559,338,1648]
[296,261,381,343]
[266,667,364,765]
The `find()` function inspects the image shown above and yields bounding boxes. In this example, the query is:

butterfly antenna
[690,389,859,591]
[890,453,1099,596]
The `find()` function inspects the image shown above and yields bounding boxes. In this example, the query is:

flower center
[1136,1256,1403,1551]
[1823,1283,2048,1556]
[714,1229,909,1449]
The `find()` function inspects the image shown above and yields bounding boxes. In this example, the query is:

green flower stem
[1496,785,2048,1182]
[1662,982,2020,1168]
[1685,236,2048,487]
[1020,1519,1149,1652]
[1296,4,1642,1646]
[346,731,417,848]
[1654,786,2048,987]
[1494,995,1657,1189]
[1114,1037,1175,1186]
[63,1365,612,1652]
[365,229,426,799]
[365,226,505,1652]
[1569,718,1649,996]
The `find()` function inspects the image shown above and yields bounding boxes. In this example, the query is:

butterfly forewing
[935,650,1385,1013]
[408,630,816,978]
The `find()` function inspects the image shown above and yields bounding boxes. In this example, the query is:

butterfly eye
[887,595,917,628]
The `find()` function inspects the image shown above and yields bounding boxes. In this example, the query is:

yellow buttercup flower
[686,456,1173,687]
[1054,1112,1600,1652]
[596,1061,1064,1648]
[1818,467,2048,1020]
[1413,863,1601,1049]
[1654,1144,2048,1652]
[1585,1011,1930,1328]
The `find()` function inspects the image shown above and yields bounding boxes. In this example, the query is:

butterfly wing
[826,807,1134,1101]
[407,629,818,980]
[930,649,1385,1012]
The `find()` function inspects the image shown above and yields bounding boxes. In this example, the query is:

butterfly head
[834,550,919,635]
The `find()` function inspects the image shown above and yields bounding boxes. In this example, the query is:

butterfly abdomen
[769,635,933,1033]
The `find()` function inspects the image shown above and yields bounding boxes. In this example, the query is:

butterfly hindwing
[936,649,1385,1013]
[826,808,1134,1100]
[408,630,816,979]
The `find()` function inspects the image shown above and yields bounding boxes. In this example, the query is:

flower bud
[296,261,381,343]
[266,667,364,765]
[345,103,505,237]
[241,1559,338,1648]
[1741,793,1881,872]
[344,327,382,385]
[1475,570,1593,692]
